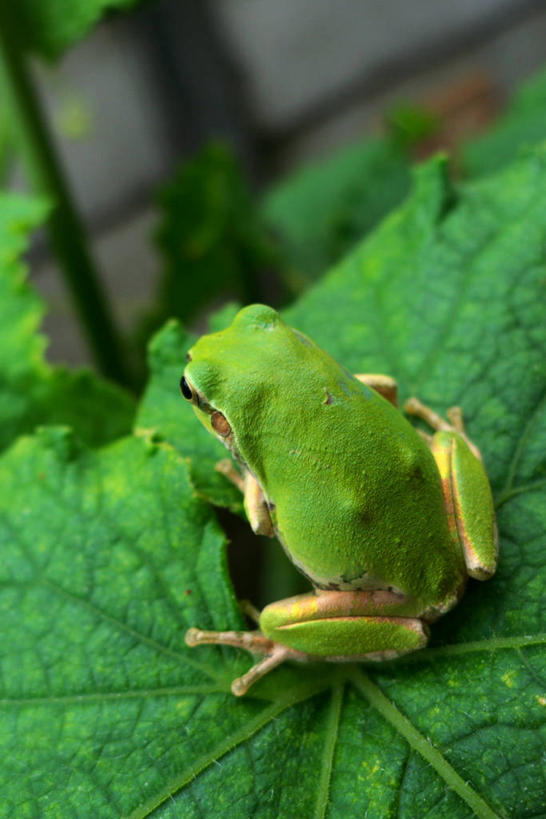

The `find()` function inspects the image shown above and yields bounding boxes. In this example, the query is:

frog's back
[260,382,464,606]
[198,305,464,606]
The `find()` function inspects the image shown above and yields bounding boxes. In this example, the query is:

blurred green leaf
[385,100,441,150]
[206,299,241,334]
[262,139,411,281]
[11,0,141,60]
[0,100,14,183]
[146,143,278,337]
[0,191,134,451]
[462,66,546,178]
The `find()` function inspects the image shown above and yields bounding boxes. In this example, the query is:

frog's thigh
[431,431,498,580]
[260,590,428,659]
[243,472,275,537]
[353,374,398,406]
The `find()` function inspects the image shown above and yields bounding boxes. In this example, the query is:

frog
[180,304,497,696]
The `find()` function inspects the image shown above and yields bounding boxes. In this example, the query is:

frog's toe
[231,645,300,696]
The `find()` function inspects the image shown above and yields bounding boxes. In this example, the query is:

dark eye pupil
[180,377,193,400]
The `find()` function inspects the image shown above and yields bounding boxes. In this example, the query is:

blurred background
[15,0,546,366]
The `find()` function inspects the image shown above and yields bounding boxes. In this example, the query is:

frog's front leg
[186,589,429,696]
[354,373,398,406]
[216,459,274,536]
[404,397,498,580]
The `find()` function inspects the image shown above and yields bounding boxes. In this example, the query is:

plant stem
[0,3,130,385]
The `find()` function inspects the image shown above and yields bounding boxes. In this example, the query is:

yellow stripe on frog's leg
[262,589,423,625]
[354,374,398,406]
[429,437,460,548]
[430,431,498,581]
[260,590,429,659]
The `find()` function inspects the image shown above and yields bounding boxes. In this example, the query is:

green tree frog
[181,305,497,695]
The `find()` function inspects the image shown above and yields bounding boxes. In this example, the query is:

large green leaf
[3,147,545,816]
[462,66,546,178]
[0,192,135,451]
[0,428,254,817]
[262,139,411,282]
[11,0,140,60]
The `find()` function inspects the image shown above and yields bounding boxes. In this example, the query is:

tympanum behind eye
[211,411,231,437]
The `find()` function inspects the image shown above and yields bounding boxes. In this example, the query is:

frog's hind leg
[404,397,480,459]
[354,374,398,406]
[185,627,298,696]
[404,397,497,580]
[186,589,429,695]
[260,589,429,662]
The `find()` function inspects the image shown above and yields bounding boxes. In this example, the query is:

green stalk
[0,4,130,385]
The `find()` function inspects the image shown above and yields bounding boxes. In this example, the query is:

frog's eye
[180,376,193,400]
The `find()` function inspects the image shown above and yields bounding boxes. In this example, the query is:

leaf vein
[350,669,504,819]
[0,685,225,707]
[126,688,321,819]
[314,682,344,819]
[42,578,223,682]
[498,389,546,500]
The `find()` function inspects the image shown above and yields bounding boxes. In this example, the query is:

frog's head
[179,304,316,459]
